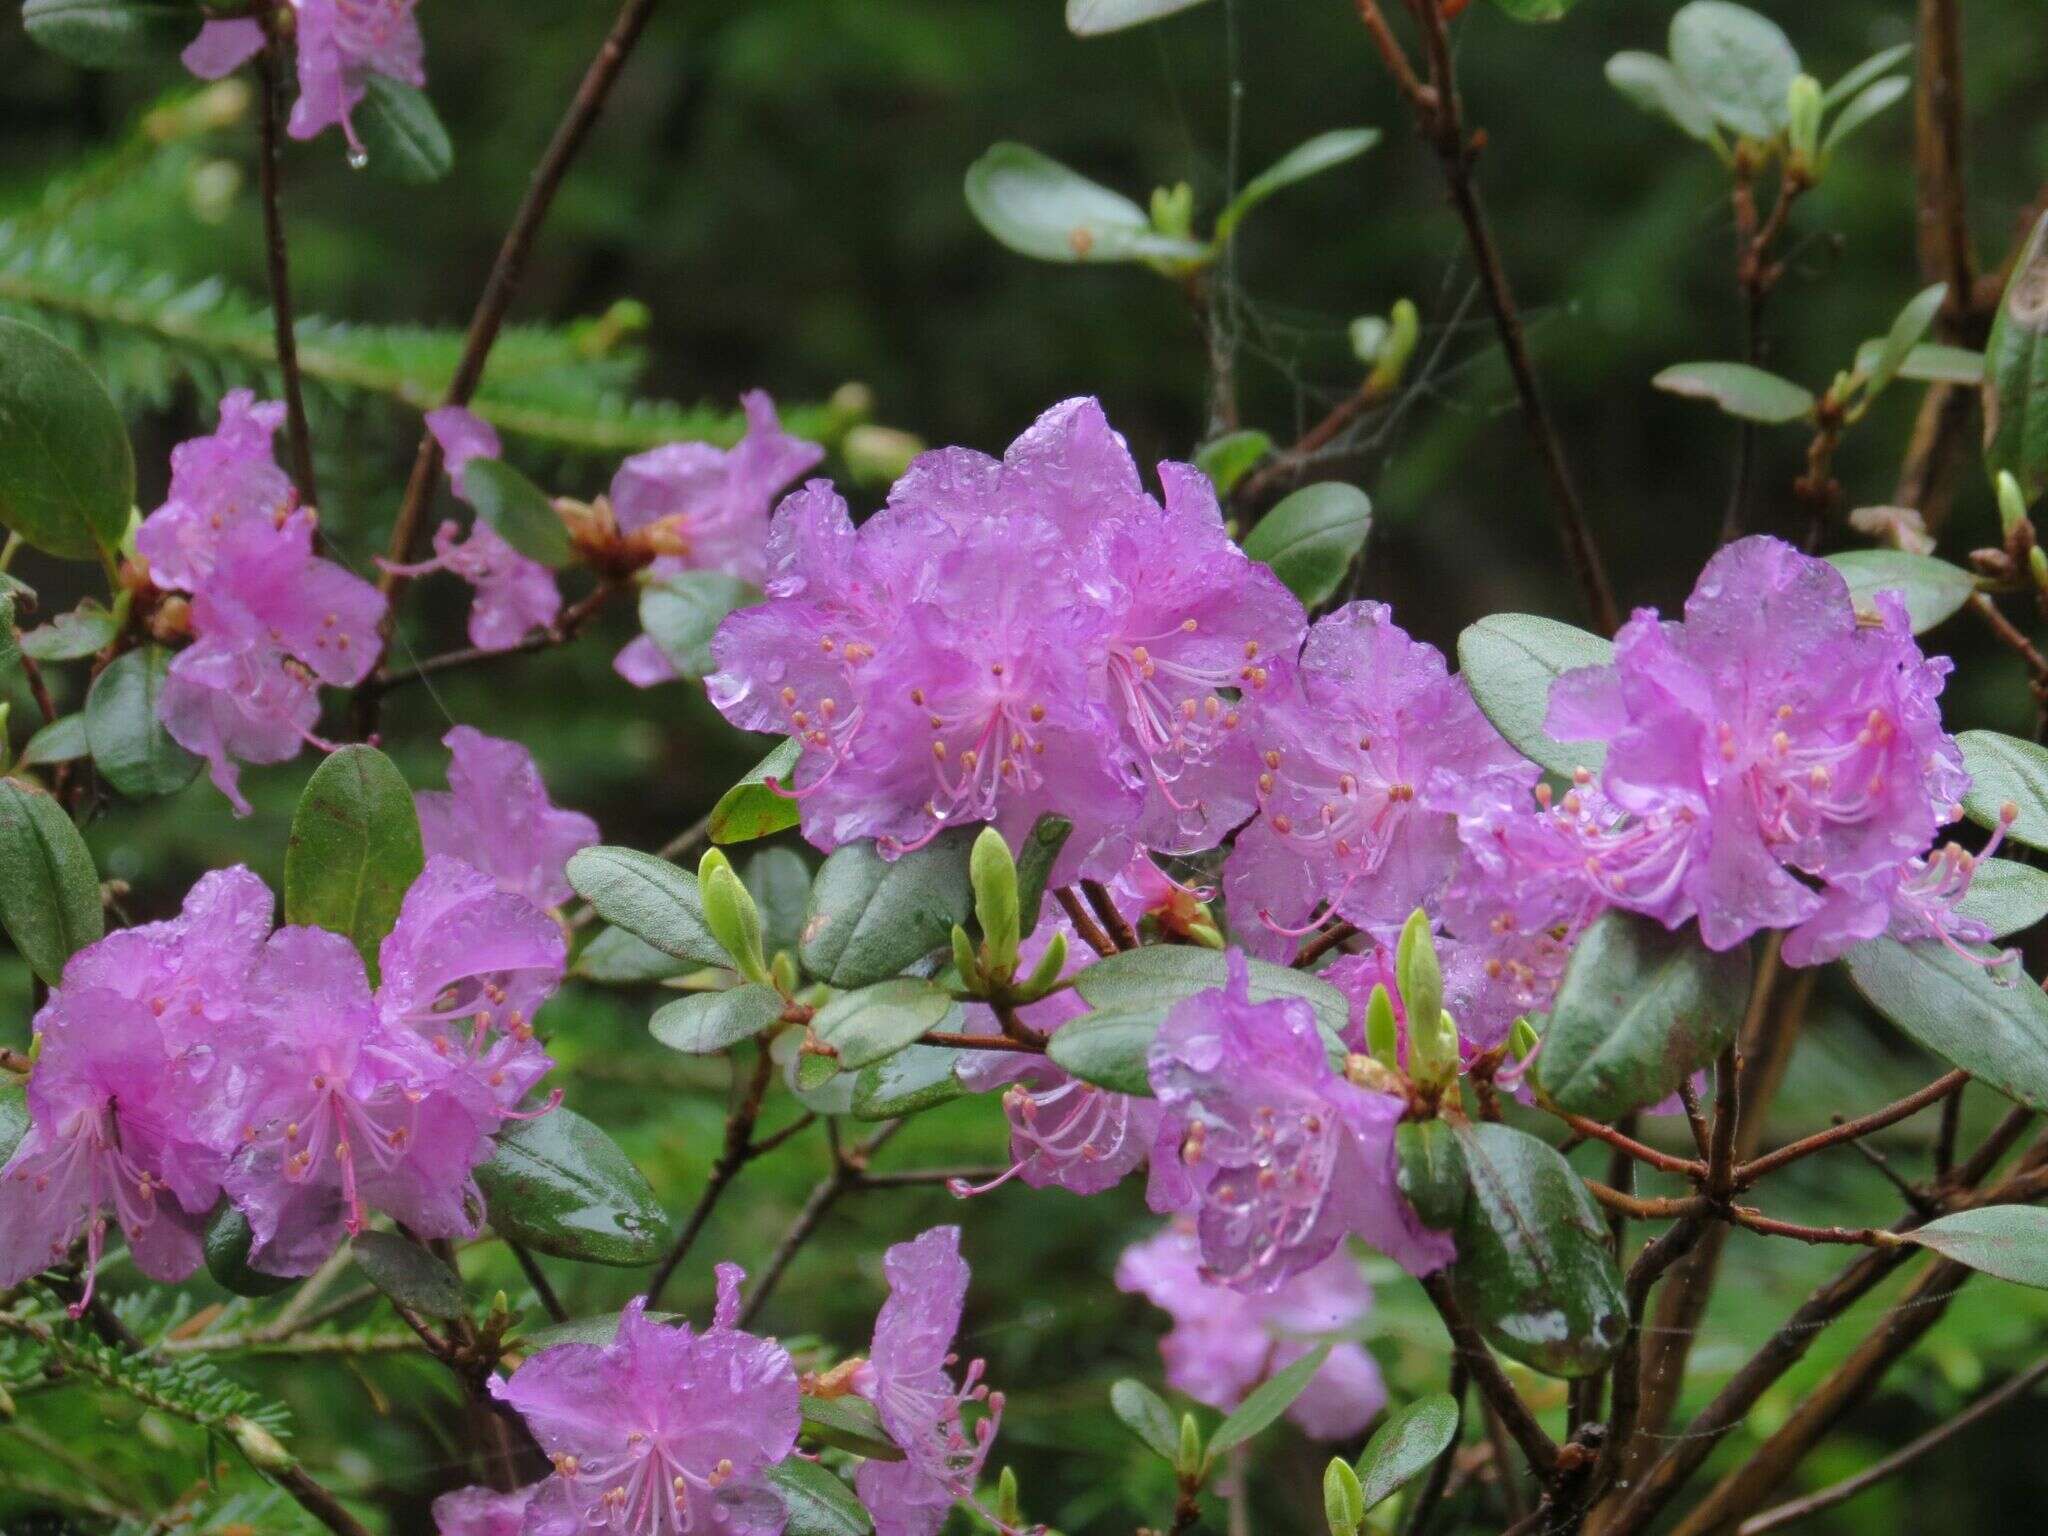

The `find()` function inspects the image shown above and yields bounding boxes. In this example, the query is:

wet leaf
[478,1107,669,1267]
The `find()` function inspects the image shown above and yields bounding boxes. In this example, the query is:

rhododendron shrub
[6,1,2048,1534]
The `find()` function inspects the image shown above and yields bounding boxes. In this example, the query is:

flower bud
[970,826,1022,981]
[1411,1006,1462,1090]
[996,1466,1023,1528]
[771,950,799,998]
[1786,73,1823,167]
[1323,1456,1366,1536]
[232,1419,293,1473]
[1014,930,1070,1002]
[951,923,982,992]
[1369,298,1421,389]
[1365,983,1401,1072]
[843,426,926,489]
[1395,909,1442,1050]
[2029,545,2048,594]
[1999,470,2034,541]
[697,849,771,986]
[1151,181,1196,241]
[1348,316,1390,367]
[1176,1411,1204,1478]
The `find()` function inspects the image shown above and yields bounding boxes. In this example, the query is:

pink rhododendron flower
[853,1226,1004,1536]
[383,409,562,653]
[612,391,822,687]
[1547,536,1972,964]
[1146,952,1453,1291]
[184,1,426,157]
[416,726,599,909]
[1225,602,1535,960]
[708,398,1307,882]
[135,389,295,588]
[1116,1222,1386,1440]
[492,1272,801,1536]
[432,1484,538,1536]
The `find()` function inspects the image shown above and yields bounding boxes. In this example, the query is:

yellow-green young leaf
[1822,74,1909,158]
[1194,431,1271,496]
[84,645,202,800]
[1957,730,2048,850]
[964,143,1210,266]
[710,738,802,845]
[352,75,455,184]
[21,0,199,69]
[1668,1,1800,139]
[1845,937,2048,1115]
[1324,1458,1365,1536]
[1903,1207,2048,1289]
[1985,211,2048,505]
[1450,1121,1627,1378]
[1848,339,1985,386]
[1208,1345,1331,1455]
[477,1106,669,1266]
[1242,483,1372,609]
[1824,550,1975,634]
[351,1231,467,1320]
[1606,52,1720,145]
[799,833,976,987]
[0,777,104,985]
[284,746,424,986]
[1825,42,1911,108]
[1865,285,1949,398]
[0,318,135,560]
[1215,130,1380,244]
[1537,912,1751,1121]
[1489,0,1579,20]
[462,458,571,567]
[1654,361,1815,423]
[1356,1393,1461,1510]
[1065,0,1213,35]
[1456,613,1613,778]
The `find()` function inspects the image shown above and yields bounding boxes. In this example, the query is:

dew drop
[346,145,370,171]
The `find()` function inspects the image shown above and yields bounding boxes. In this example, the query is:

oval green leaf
[800,1394,905,1461]
[1537,911,1751,1121]
[0,777,104,986]
[1356,1392,1461,1510]
[852,1041,966,1120]
[85,645,203,800]
[573,924,695,984]
[1110,1377,1180,1460]
[462,458,571,568]
[964,143,1211,266]
[1395,1118,1469,1233]
[353,74,455,185]
[1903,1207,2048,1289]
[21,0,199,69]
[204,1204,296,1298]
[1065,0,1213,35]
[1823,74,1909,158]
[744,847,812,959]
[1456,613,1613,778]
[1849,340,1984,386]
[811,978,957,1071]
[1824,549,1974,634]
[1957,858,2048,940]
[639,571,760,681]
[1668,0,1800,139]
[352,1230,468,1320]
[1241,483,1372,609]
[1606,51,1720,145]
[649,983,785,1055]
[566,845,727,966]
[1985,211,2048,505]
[799,832,976,987]
[0,318,135,560]
[1215,130,1380,244]
[1654,361,1815,423]
[1044,1002,1175,1096]
[1845,936,2048,1114]
[1450,1121,1627,1378]
[477,1106,669,1266]
[710,738,802,845]
[768,1458,872,1536]
[1014,814,1073,941]
[0,1079,29,1165]
[1208,1344,1331,1456]
[1866,285,1949,398]
[20,715,89,768]
[1071,946,1351,1036]
[1194,430,1272,497]
[20,600,119,661]
[1957,729,2048,850]
[284,745,424,986]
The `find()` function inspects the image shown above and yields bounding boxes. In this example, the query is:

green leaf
[1985,212,2048,505]
[1395,1118,1470,1232]
[1957,730,2048,850]
[1194,430,1272,496]
[19,715,88,769]
[1071,946,1351,1037]
[353,75,455,185]
[1456,613,1613,779]
[1208,1345,1332,1456]
[1825,42,1912,108]
[351,1231,467,1320]
[84,645,202,800]
[1014,814,1073,940]
[1537,911,1751,1120]
[1654,361,1815,423]
[649,983,785,1055]
[1044,1004,1175,1095]
[20,0,198,69]
[1957,858,2048,940]
[519,1309,672,1349]
[1824,550,1974,634]
[1903,1207,2048,1289]
[799,833,976,987]
[573,925,695,984]
[1450,1121,1627,1378]
[461,458,571,568]
[1865,285,1949,398]
[0,1079,26,1166]
[1111,1378,1182,1461]
[800,1394,905,1461]
[964,143,1211,266]
[1668,1,1801,139]
[566,846,727,966]
[203,1205,295,1298]
[1356,1393,1461,1510]
[852,1042,966,1120]
[283,745,424,986]
[1822,74,1909,157]
[1845,937,2048,1115]
[1065,0,1213,35]
[1488,0,1578,20]
[744,847,812,958]
[811,978,957,1070]
[710,739,802,845]
[1606,52,1721,145]
[0,593,17,687]
[1849,340,1984,386]
[639,571,761,682]
[1242,483,1373,609]
[478,1106,669,1266]
[1214,130,1380,244]
[0,318,135,560]
[0,777,103,985]
[19,600,118,661]
[768,1458,872,1536]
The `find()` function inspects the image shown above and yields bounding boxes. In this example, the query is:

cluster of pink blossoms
[708,397,1307,884]
[439,1226,1002,1536]
[138,391,387,814]
[0,730,590,1304]
[185,0,425,158]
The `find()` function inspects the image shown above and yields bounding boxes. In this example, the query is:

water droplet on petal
[346,146,370,171]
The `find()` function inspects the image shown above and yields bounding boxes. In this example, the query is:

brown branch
[1584,1183,1708,1222]
[253,34,317,508]
[1292,919,1361,970]
[1736,1070,1968,1186]
[365,583,618,697]
[1081,879,1140,951]
[371,0,666,710]
[646,1044,774,1307]
[1737,1356,2048,1536]
[1054,886,1117,958]
[738,1122,903,1329]
[1544,1105,1706,1180]
[1235,381,1397,509]
[919,1029,1047,1055]
[1420,1272,1559,1482]
[507,1243,566,1324]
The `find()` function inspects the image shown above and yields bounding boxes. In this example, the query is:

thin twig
[1543,1104,1705,1179]
[646,1044,775,1307]
[1736,1070,1968,1186]
[507,1243,566,1324]
[365,584,618,696]
[1420,1273,1558,1481]
[1292,920,1361,970]
[1081,879,1140,951]
[253,34,317,507]
[1054,887,1117,958]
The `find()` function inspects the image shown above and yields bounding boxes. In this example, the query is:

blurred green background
[3,0,2048,1532]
